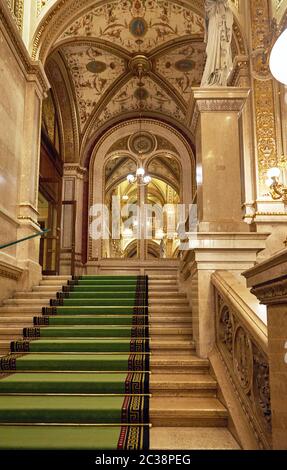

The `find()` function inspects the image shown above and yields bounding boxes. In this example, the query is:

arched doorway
[88,119,195,264]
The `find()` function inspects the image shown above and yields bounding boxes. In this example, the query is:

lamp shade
[267,167,281,179]
[270,29,287,85]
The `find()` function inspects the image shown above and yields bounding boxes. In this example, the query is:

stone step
[149,286,179,292]
[0,340,11,351]
[0,318,34,326]
[149,316,192,324]
[150,299,189,305]
[32,284,65,293]
[150,340,195,351]
[150,306,191,314]
[14,292,57,299]
[149,292,185,298]
[150,374,217,397]
[0,307,43,314]
[151,355,210,374]
[149,280,179,285]
[148,275,177,280]
[42,276,72,281]
[150,427,240,450]
[0,328,23,335]
[150,327,192,336]
[39,280,70,286]
[150,397,228,427]
[3,299,50,306]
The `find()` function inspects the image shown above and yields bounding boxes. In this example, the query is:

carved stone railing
[212,271,271,449]
[243,249,287,450]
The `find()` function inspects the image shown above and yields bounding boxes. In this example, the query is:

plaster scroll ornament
[201,0,234,87]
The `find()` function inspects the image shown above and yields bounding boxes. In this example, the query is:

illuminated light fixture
[155,228,164,239]
[122,195,129,201]
[266,166,287,206]
[126,167,151,186]
[123,227,133,238]
[270,29,287,85]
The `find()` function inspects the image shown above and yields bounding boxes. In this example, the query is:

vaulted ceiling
[43,0,242,162]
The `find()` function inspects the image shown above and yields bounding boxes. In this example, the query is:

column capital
[63,164,88,179]
[243,249,287,305]
[190,87,250,134]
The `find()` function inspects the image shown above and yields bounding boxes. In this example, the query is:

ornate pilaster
[249,0,285,196]
[243,249,287,449]
[60,164,88,275]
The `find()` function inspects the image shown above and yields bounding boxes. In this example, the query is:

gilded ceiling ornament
[5,0,24,32]
[129,132,157,156]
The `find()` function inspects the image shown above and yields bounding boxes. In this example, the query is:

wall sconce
[266,167,287,206]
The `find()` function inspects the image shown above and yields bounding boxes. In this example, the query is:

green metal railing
[0,229,50,250]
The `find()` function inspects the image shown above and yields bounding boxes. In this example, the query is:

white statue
[201,0,234,87]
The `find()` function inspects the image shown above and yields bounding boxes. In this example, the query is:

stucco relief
[56,0,205,52]
[89,75,185,135]
[155,43,205,99]
[61,43,126,128]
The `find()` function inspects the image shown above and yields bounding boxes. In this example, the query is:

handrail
[0,229,50,250]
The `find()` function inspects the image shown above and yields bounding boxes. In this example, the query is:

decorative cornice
[190,91,249,135]
[197,98,247,113]
[64,164,87,177]
[251,278,287,305]
[0,261,23,281]
[0,1,50,95]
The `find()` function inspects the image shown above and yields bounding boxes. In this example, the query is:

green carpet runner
[0,275,150,450]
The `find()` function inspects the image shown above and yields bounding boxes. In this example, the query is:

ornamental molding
[0,1,50,95]
[64,164,87,177]
[251,278,287,305]
[190,97,246,135]
[0,261,23,281]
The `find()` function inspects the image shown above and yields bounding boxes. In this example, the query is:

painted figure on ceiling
[201,0,234,87]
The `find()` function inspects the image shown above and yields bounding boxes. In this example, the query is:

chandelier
[127,167,151,186]
[126,56,152,187]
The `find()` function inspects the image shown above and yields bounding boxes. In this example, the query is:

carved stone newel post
[243,250,287,450]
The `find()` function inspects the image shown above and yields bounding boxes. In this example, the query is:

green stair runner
[0,275,149,450]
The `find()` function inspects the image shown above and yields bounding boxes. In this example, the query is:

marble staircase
[0,273,240,449]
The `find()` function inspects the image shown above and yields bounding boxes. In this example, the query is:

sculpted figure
[201,0,234,87]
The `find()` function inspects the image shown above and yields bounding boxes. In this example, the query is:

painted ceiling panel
[154,43,206,99]
[61,43,126,128]
[57,0,204,53]
[89,75,185,136]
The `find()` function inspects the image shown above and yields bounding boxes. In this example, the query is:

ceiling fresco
[61,43,126,128]
[155,43,206,98]
[89,75,185,135]
[47,1,212,146]
[56,0,204,53]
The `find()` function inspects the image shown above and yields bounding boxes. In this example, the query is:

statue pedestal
[191,88,250,232]
[243,250,287,450]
